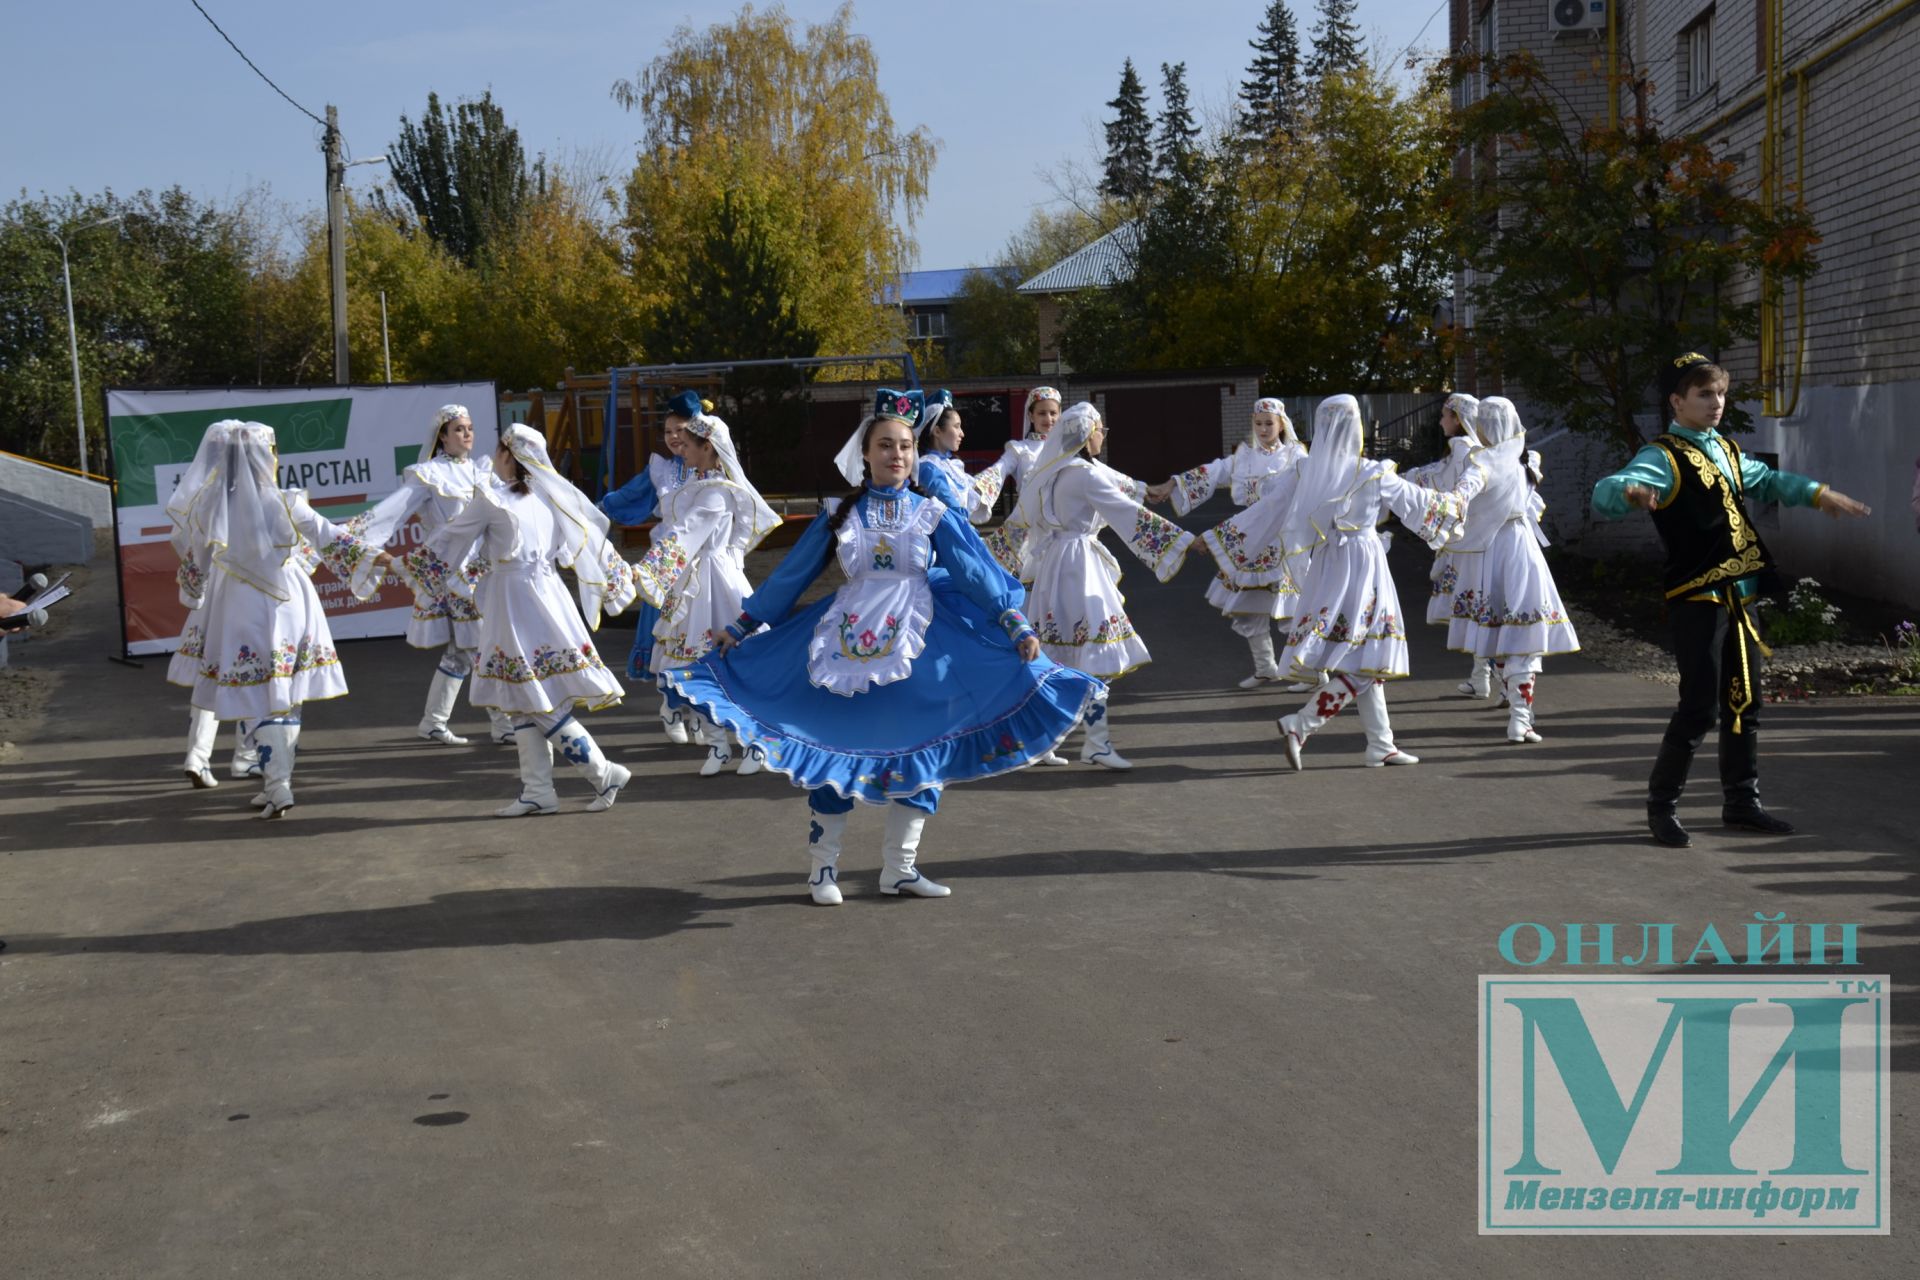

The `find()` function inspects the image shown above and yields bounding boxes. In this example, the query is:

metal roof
[1016,222,1141,294]
[882,267,995,307]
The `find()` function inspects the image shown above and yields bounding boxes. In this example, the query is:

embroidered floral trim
[1458,597,1570,628]
[1038,610,1137,647]
[203,635,340,687]
[1130,509,1187,562]
[983,524,1026,576]
[972,469,1005,507]
[176,557,208,601]
[836,610,902,662]
[1176,466,1215,508]
[480,642,605,684]
[1432,562,1459,598]
[658,628,717,662]
[634,533,691,603]
[980,731,1028,764]
[1285,600,1404,648]
[177,623,205,660]
[317,531,371,581]
[1212,520,1280,574]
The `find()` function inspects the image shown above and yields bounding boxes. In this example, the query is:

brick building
[1451,0,1920,605]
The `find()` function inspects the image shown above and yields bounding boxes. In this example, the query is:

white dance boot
[806,810,848,905]
[553,718,631,811]
[1237,631,1282,689]
[1274,678,1358,771]
[417,668,471,745]
[488,708,516,745]
[660,696,691,745]
[496,719,559,817]
[879,806,950,897]
[253,719,300,819]
[1286,669,1330,694]
[1357,679,1418,766]
[183,707,220,788]
[1079,694,1132,770]
[736,739,765,776]
[1456,657,1493,699]
[230,719,262,779]
[696,716,735,776]
[1505,672,1542,743]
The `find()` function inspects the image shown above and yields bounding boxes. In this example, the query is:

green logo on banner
[110,398,353,508]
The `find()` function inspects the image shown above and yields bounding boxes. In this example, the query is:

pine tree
[383,90,544,266]
[1305,0,1365,78]
[1100,59,1155,201]
[1153,62,1202,182]
[1240,1,1305,147]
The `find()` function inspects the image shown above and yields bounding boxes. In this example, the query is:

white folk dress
[367,454,488,648]
[1024,459,1195,678]
[1212,461,1479,681]
[1403,436,1479,626]
[427,487,625,715]
[631,469,763,672]
[1178,440,1307,621]
[1444,463,1579,662]
[168,492,369,720]
[970,436,1048,578]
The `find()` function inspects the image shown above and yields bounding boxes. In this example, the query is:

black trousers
[1647,594,1764,812]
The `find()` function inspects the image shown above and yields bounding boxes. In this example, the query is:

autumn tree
[0,188,275,466]
[1445,50,1821,448]
[612,3,937,360]
[1062,62,1453,392]
[382,90,546,266]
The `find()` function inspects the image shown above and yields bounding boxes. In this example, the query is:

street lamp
[34,213,124,478]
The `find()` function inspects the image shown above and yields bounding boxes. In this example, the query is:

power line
[188,0,327,130]
[1394,0,1450,67]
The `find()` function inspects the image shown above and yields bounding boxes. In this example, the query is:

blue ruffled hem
[661,576,1101,804]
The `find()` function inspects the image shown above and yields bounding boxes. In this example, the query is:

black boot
[1719,728,1794,833]
[1647,805,1692,848]
[1646,737,1695,848]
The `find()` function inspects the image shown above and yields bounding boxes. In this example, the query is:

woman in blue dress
[600,389,704,744]
[669,389,1102,905]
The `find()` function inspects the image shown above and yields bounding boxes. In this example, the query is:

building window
[1682,8,1714,100]
[909,310,947,340]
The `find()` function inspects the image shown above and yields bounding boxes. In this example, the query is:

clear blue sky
[3,1,1451,268]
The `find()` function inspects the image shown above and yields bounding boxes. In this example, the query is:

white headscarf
[1442,393,1481,439]
[1250,397,1300,449]
[685,412,781,545]
[166,420,299,601]
[1453,396,1531,551]
[495,423,631,623]
[427,404,470,460]
[1016,401,1100,531]
[1022,386,1063,439]
[832,415,881,488]
[1279,396,1370,562]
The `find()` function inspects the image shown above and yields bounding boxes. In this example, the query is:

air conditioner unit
[1548,0,1608,34]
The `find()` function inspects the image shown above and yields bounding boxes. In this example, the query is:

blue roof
[895,268,985,305]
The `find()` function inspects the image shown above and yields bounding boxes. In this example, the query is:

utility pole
[325,104,350,385]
